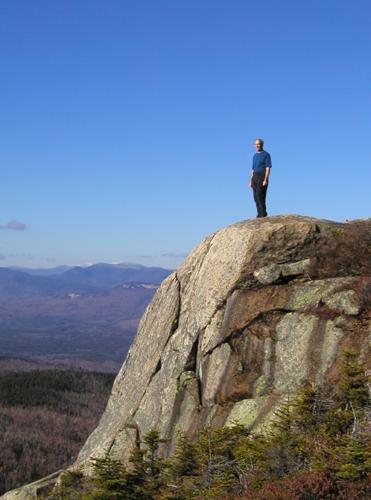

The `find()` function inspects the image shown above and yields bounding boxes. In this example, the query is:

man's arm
[263,167,270,186]
[249,169,254,188]
[263,153,272,186]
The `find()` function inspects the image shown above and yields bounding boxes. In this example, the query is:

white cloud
[0,220,27,231]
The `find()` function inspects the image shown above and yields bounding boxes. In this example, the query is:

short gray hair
[255,138,264,145]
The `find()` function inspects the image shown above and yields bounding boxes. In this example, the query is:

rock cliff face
[3,215,370,499]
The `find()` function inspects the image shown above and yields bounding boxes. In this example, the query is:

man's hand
[262,179,268,186]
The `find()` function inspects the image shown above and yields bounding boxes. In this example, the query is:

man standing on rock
[250,138,272,217]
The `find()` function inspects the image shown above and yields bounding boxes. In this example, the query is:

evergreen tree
[335,435,371,481]
[53,350,370,499]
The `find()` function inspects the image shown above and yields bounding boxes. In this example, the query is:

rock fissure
[204,307,294,357]
[131,358,163,423]
[162,273,182,351]
[183,333,199,372]
[106,420,141,458]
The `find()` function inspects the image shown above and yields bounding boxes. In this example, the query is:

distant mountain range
[0,263,173,299]
[0,263,173,371]
[8,265,74,276]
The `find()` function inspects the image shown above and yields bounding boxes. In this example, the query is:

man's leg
[252,173,267,217]
[252,174,261,216]
[259,182,268,217]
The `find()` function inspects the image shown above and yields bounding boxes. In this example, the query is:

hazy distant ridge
[0,263,173,298]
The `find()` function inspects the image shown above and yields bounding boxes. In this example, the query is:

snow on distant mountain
[9,265,74,276]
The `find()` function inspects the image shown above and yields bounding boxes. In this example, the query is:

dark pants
[252,171,268,217]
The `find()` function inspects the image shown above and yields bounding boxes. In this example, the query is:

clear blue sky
[1,0,370,268]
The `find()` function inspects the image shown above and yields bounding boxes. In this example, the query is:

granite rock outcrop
[3,215,370,499]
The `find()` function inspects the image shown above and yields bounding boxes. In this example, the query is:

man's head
[255,138,264,152]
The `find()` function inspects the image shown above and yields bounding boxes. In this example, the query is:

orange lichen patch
[220,285,291,340]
